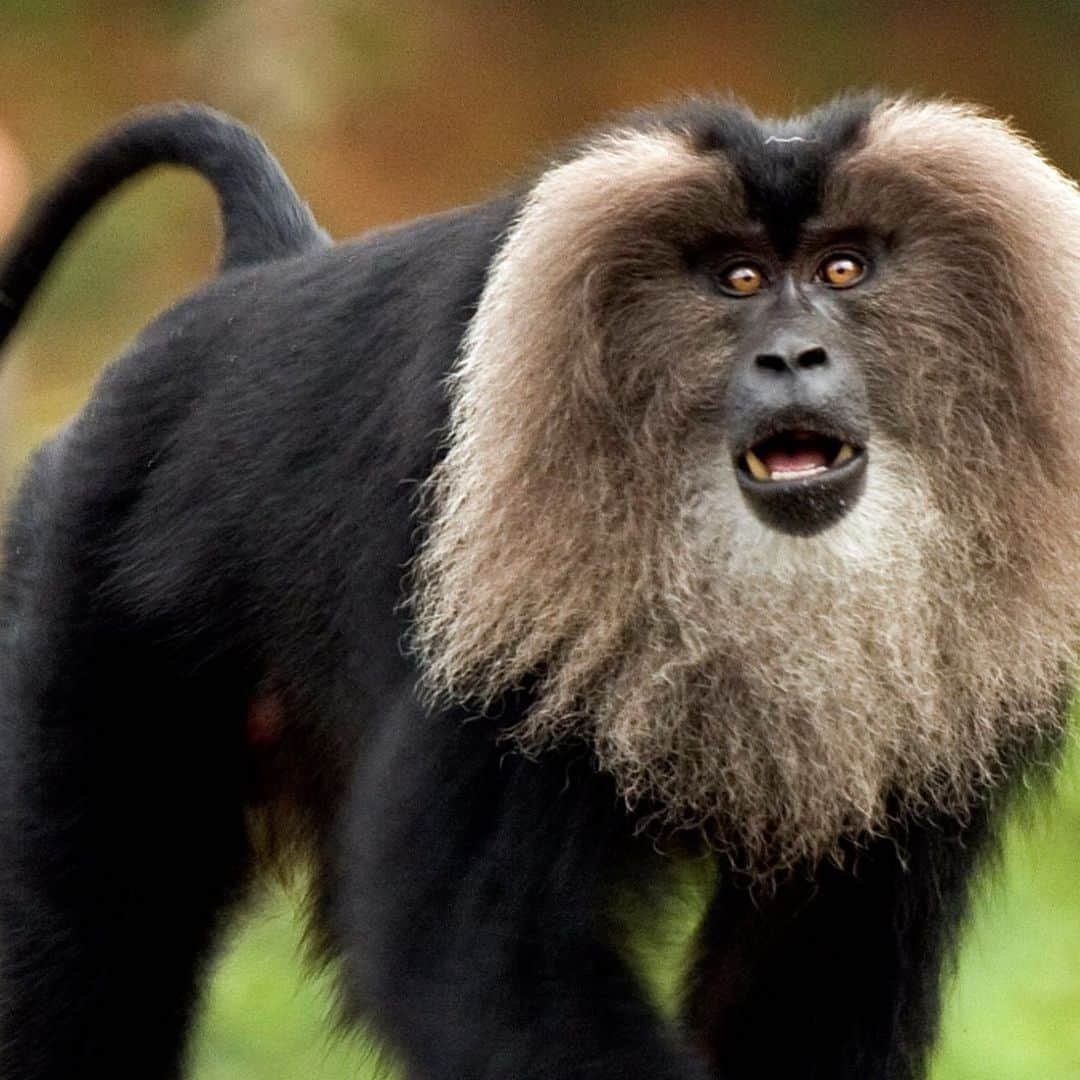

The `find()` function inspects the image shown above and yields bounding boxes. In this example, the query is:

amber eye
[818,253,867,288]
[719,262,767,297]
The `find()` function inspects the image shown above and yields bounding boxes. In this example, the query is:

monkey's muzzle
[734,427,867,536]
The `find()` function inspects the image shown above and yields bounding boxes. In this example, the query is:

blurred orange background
[2,2,1077,477]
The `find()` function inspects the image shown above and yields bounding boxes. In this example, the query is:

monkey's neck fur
[417,443,1073,876]
[413,112,1080,879]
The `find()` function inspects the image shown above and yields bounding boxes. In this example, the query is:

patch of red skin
[246,692,285,747]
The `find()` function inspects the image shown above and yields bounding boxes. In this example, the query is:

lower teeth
[743,443,858,482]
[774,465,827,479]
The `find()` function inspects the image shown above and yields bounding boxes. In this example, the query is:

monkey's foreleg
[0,467,253,1078]
[332,695,711,1080]
[682,811,993,1080]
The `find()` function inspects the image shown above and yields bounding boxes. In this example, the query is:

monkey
[0,92,1077,1080]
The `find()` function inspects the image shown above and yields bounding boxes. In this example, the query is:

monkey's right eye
[718,262,767,297]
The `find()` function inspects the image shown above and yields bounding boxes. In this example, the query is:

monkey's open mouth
[734,428,867,536]
[740,431,861,483]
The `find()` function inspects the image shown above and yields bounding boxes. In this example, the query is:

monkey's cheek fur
[735,448,869,536]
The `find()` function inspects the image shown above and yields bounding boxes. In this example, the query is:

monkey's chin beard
[503,443,1070,879]
[416,434,1074,880]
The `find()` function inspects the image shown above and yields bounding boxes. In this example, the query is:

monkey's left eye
[718,262,767,297]
[816,253,868,288]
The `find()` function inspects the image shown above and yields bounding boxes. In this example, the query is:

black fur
[0,99,1043,1079]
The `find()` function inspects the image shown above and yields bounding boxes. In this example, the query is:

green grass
[190,737,1080,1077]
[189,893,382,1079]
[934,737,1080,1078]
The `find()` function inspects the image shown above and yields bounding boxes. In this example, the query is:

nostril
[796,346,828,369]
[755,353,787,373]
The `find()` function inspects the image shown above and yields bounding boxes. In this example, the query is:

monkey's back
[7,194,518,725]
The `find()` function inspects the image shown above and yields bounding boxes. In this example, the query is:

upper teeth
[744,448,771,480]
[834,443,855,466]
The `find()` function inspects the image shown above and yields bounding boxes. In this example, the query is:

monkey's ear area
[486,127,743,295]
[447,128,742,416]
[824,97,1080,252]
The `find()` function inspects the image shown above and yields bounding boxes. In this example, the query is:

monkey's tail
[0,103,329,349]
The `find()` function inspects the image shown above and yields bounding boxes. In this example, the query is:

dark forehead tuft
[652,92,881,253]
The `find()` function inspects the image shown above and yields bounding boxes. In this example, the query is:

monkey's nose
[737,319,846,402]
[733,333,857,418]
[754,344,830,374]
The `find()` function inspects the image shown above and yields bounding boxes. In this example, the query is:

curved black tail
[0,103,329,349]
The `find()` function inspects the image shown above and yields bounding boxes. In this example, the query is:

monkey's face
[692,235,874,537]
[416,96,1080,872]
[566,98,1078,553]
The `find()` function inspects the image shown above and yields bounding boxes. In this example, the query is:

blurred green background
[0,2,1077,1076]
